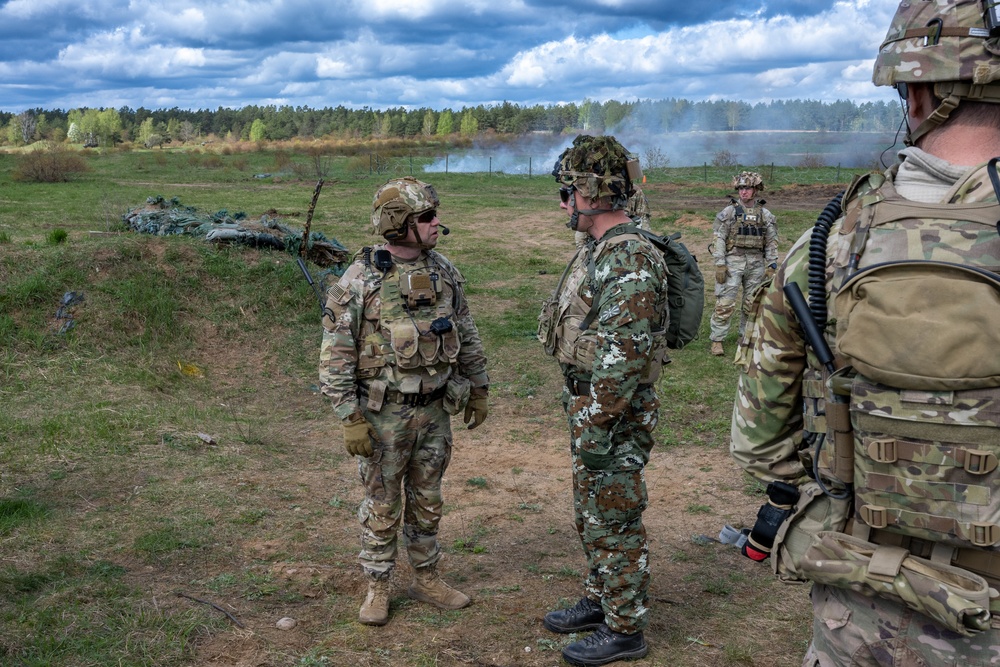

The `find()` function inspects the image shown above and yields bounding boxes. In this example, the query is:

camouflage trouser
[563,384,657,634]
[802,583,1000,666]
[356,401,452,577]
[709,252,766,342]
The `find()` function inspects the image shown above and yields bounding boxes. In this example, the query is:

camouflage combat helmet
[552,134,639,209]
[873,0,1000,144]
[732,171,764,191]
[371,177,440,241]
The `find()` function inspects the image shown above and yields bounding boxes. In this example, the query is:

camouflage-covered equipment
[371,177,439,241]
[799,531,992,636]
[123,195,349,271]
[873,0,1000,143]
[552,134,640,209]
[731,170,764,191]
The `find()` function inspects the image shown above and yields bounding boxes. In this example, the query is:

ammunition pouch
[800,531,993,636]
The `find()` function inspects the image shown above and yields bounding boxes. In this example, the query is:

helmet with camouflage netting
[873,0,1000,144]
[732,171,764,191]
[552,135,640,210]
[371,177,440,241]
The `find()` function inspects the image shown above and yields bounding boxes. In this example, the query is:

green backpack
[591,225,705,349]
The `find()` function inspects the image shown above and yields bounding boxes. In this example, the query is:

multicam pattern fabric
[319,246,488,577]
[542,228,668,634]
[356,402,452,576]
[805,584,1000,667]
[732,171,765,190]
[709,202,777,342]
[626,188,651,227]
[872,0,1000,88]
[320,248,488,422]
[370,177,440,238]
[731,151,1000,665]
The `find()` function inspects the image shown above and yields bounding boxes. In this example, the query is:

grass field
[0,144,854,667]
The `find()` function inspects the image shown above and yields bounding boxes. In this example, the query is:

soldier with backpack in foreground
[731,2,1000,664]
[536,135,669,666]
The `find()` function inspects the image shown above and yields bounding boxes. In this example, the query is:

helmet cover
[732,171,764,191]
[873,0,1000,89]
[552,134,636,207]
[371,177,440,239]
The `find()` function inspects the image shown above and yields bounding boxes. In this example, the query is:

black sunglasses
[559,186,575,203]
[415,210,437,223]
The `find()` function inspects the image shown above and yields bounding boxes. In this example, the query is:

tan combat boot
[408,564,471,610]
[711,341,725,356]
[359,577,391,626]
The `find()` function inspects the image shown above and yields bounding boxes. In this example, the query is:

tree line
[1,97,903,148]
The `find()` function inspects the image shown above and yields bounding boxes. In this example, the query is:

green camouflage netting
[123,195,349,273]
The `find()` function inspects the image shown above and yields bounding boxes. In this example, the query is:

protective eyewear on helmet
[559,186,575,203]
[895,82,908,101]
[414,210,437,224]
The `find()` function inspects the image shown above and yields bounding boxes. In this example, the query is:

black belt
[358,384,447,407]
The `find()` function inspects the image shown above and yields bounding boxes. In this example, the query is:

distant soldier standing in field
[319,177,489,626]
[538,135,669,666]
[731,2,1000,665]
[708,171,778,356]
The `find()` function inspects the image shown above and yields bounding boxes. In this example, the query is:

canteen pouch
[799,531,992,636]
[442,374,471,416]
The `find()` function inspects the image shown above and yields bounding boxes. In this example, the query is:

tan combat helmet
[371,177,440,243]
[732,170,764,192]
[873,0,1000,145]
[552,134,641,210]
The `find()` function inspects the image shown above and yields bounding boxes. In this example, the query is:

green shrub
[12,150,89,183]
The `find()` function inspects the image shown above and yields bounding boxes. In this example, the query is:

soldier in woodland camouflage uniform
[538,135,669,666]
[575,187,650,248]
[709,171,777,356]
[731,2,1000,665]
[319,177,489,626]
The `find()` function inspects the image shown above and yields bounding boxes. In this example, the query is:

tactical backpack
[581,225,705,350]
[787,165,1000,636]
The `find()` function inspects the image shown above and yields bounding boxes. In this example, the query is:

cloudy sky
[0,0,901,113]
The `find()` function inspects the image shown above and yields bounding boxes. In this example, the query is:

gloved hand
[343,413,377,457]
[464,391,489,430]
[715,265,729,284]
[764,264,776,280]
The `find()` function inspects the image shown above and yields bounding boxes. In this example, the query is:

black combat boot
[543,596,605,633]
[562,623,647,666]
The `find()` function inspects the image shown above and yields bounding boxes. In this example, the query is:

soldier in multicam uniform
[574,186,650,248]
[319,177,489,626]
[731,2,1000,665]
[709,171,778,356]
[537,135,669,666]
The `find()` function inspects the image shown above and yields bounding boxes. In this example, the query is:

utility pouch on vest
[366,380,387,413]
[827,367,855,485]
[799,531,993,636]
[772,481,851,582]
[388,321,421,370]
[537,295,559,355]
[835,260,1000,391]
[401,273,436,309]
[442,374,470,416]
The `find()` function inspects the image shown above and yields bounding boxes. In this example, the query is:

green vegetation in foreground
[0,145,850,666]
